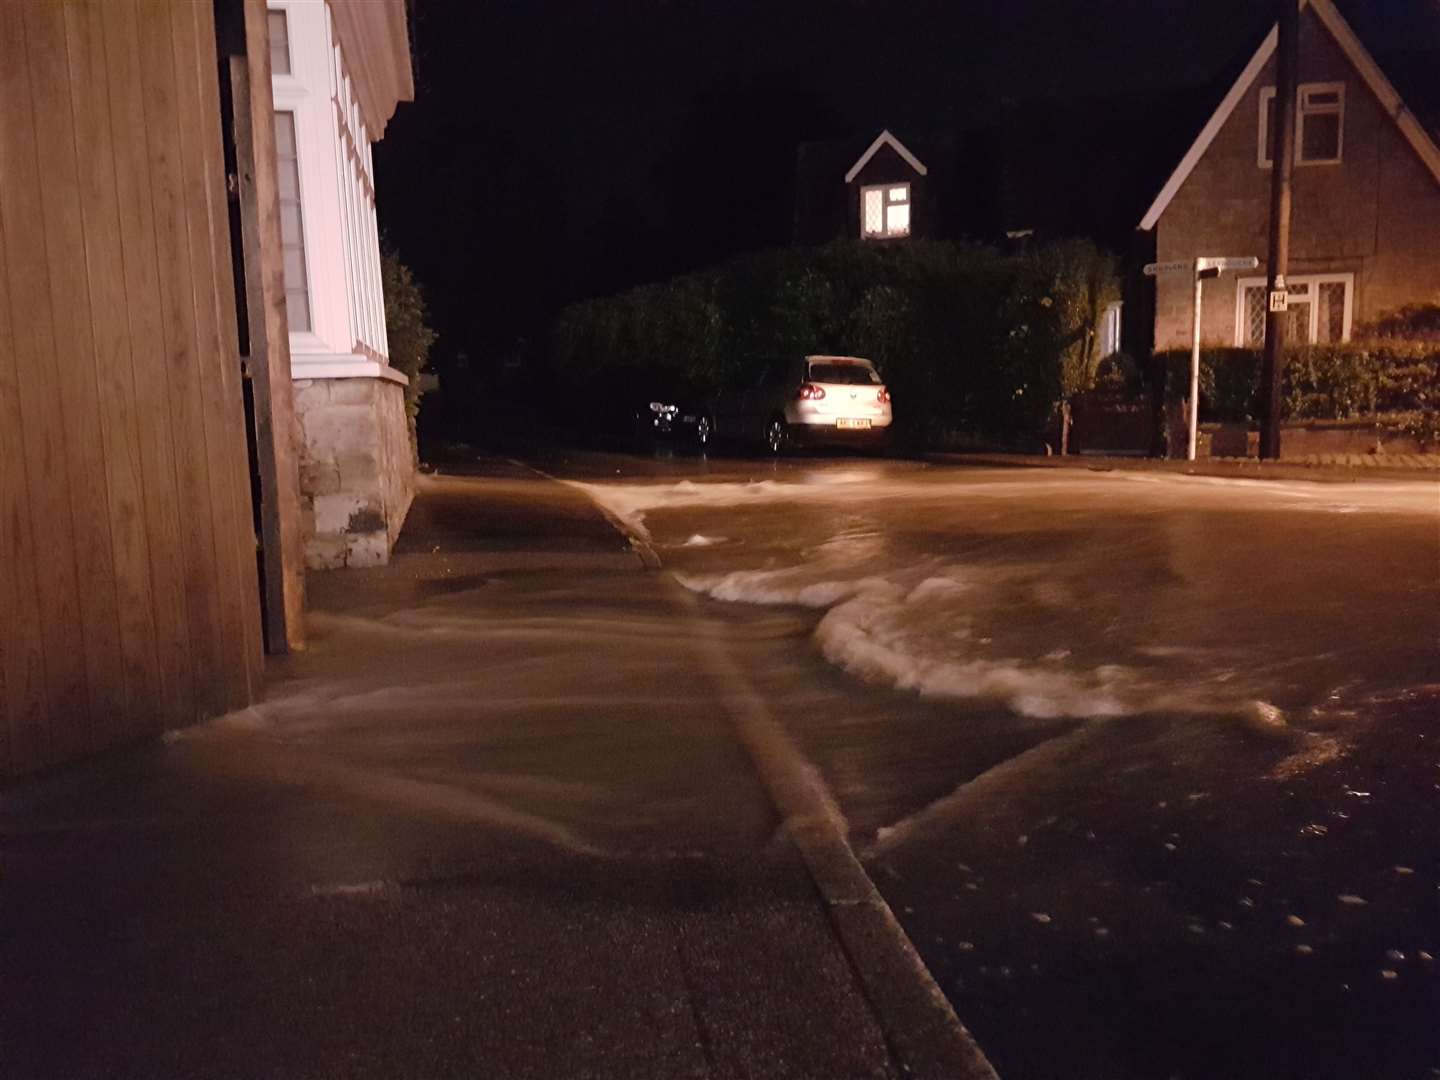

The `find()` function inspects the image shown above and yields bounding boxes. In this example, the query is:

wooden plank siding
[0,0,263,779]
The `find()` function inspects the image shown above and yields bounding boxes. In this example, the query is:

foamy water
[576,468,1439,722]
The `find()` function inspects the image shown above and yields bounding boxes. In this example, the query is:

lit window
[1259,82,1344,166]
[861,183,911,238]
[273,111,311,332]
[268,9,290,76]
[1099,301,1122,357]
[1236,275,1351,346]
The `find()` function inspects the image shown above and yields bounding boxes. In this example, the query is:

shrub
[1154,336,1440,441]
[381,250,438,456]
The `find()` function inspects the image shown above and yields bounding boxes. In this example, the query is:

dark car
[629,371,713,450]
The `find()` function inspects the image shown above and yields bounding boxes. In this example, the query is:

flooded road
[541,449,1440,1079]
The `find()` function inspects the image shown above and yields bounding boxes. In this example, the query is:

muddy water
[579,463,1437,730]
[571,458,1440,1080]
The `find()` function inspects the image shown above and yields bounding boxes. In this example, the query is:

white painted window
[1099,301,1123,357]
[1259,82,1345,167]
[1235,273,1353,346]
[861,183,911,238]
[267,9,290,75]
[273,111,312,332]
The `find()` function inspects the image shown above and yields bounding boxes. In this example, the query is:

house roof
[1138,0,1440,231]
[843,129,929,184]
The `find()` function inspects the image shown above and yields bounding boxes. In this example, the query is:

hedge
[547,238,1120,446]
[1156,336,1440,441]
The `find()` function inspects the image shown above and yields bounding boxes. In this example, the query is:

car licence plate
[835,418,871,430]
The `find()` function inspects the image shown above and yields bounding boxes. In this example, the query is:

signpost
[1143,256,1260,460]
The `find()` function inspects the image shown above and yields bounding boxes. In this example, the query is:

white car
[708,354,893,453]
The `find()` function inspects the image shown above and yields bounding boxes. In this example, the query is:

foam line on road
[550,460,999,1080]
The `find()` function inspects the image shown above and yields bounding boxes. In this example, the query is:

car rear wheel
[765,417,788,455]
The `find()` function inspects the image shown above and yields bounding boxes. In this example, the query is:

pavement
[0,458,994,1080]
[926,449,1440,483]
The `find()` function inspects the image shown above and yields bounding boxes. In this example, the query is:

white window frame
[1099,300,1123,357]
[1258,81,1346,168]
[860,182,911,239]
[1234,272,1354,346]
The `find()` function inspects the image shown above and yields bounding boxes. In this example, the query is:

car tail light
[798,383,826,400]
[877,387,891,404]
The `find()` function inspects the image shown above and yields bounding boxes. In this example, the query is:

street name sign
[1142,255,1261,462]
[1197,256,1260,272]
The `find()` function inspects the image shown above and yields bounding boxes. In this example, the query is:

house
[0,0,415,779]
[267,0,415,569]
[793,129,983,245]
[1138,0,1440,352]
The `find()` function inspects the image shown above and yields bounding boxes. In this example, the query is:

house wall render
[269,0,413,569]
[0,0,263,778]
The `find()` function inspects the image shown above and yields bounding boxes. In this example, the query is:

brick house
[1138,0,1440,351]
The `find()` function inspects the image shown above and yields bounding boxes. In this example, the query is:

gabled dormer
[844,130,928,240]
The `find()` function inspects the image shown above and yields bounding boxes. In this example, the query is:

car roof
[804,354,875,365]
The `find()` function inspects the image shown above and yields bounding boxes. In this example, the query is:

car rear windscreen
[808,362,880,385]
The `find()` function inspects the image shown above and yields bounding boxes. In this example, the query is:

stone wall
[292,375,415,568]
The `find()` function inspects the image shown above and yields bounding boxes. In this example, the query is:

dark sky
[372,0,1437,369]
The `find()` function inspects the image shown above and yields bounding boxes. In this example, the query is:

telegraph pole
[1259,0,1298,459]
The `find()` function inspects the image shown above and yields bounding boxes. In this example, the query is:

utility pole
[1259,0,1298,459]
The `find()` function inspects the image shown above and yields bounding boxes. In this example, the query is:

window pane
[1244,286,1267,346]
[887,201,910,236]
[863,188,883,235]
[283,247,306,284]
[1301,112,1340,161]
[1263,95,1276,163]
[273,111,310,332]
[1305,89,1340,107]
[268,10,290,76]
[279,202,303,242]
[286,290,311,333]
[1318,282,1347,342]
[888,186,908,202]
[1285,300,1312,343]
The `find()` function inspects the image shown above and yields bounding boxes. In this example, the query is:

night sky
[372,0,1437,374]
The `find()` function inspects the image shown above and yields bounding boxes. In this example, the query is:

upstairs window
[1259,82,1345,167]
[861,183,910,238]
[268,9,291,75]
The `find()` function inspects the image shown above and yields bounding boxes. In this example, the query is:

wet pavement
[0,461,904,1080]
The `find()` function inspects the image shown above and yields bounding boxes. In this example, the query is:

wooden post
[1259,0,1297,460]
[222,0,307,651]
[1188,265,1202,461]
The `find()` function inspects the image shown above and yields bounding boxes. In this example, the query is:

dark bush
[381,250,438,456]
[547,238,1119,447]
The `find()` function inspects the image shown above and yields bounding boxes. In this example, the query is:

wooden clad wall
[0,0,263,778]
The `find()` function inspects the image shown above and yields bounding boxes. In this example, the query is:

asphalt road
[516,444,1440,1080]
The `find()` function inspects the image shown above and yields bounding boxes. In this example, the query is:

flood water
[577,460,1436,728]
[560,454,1440,1080]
